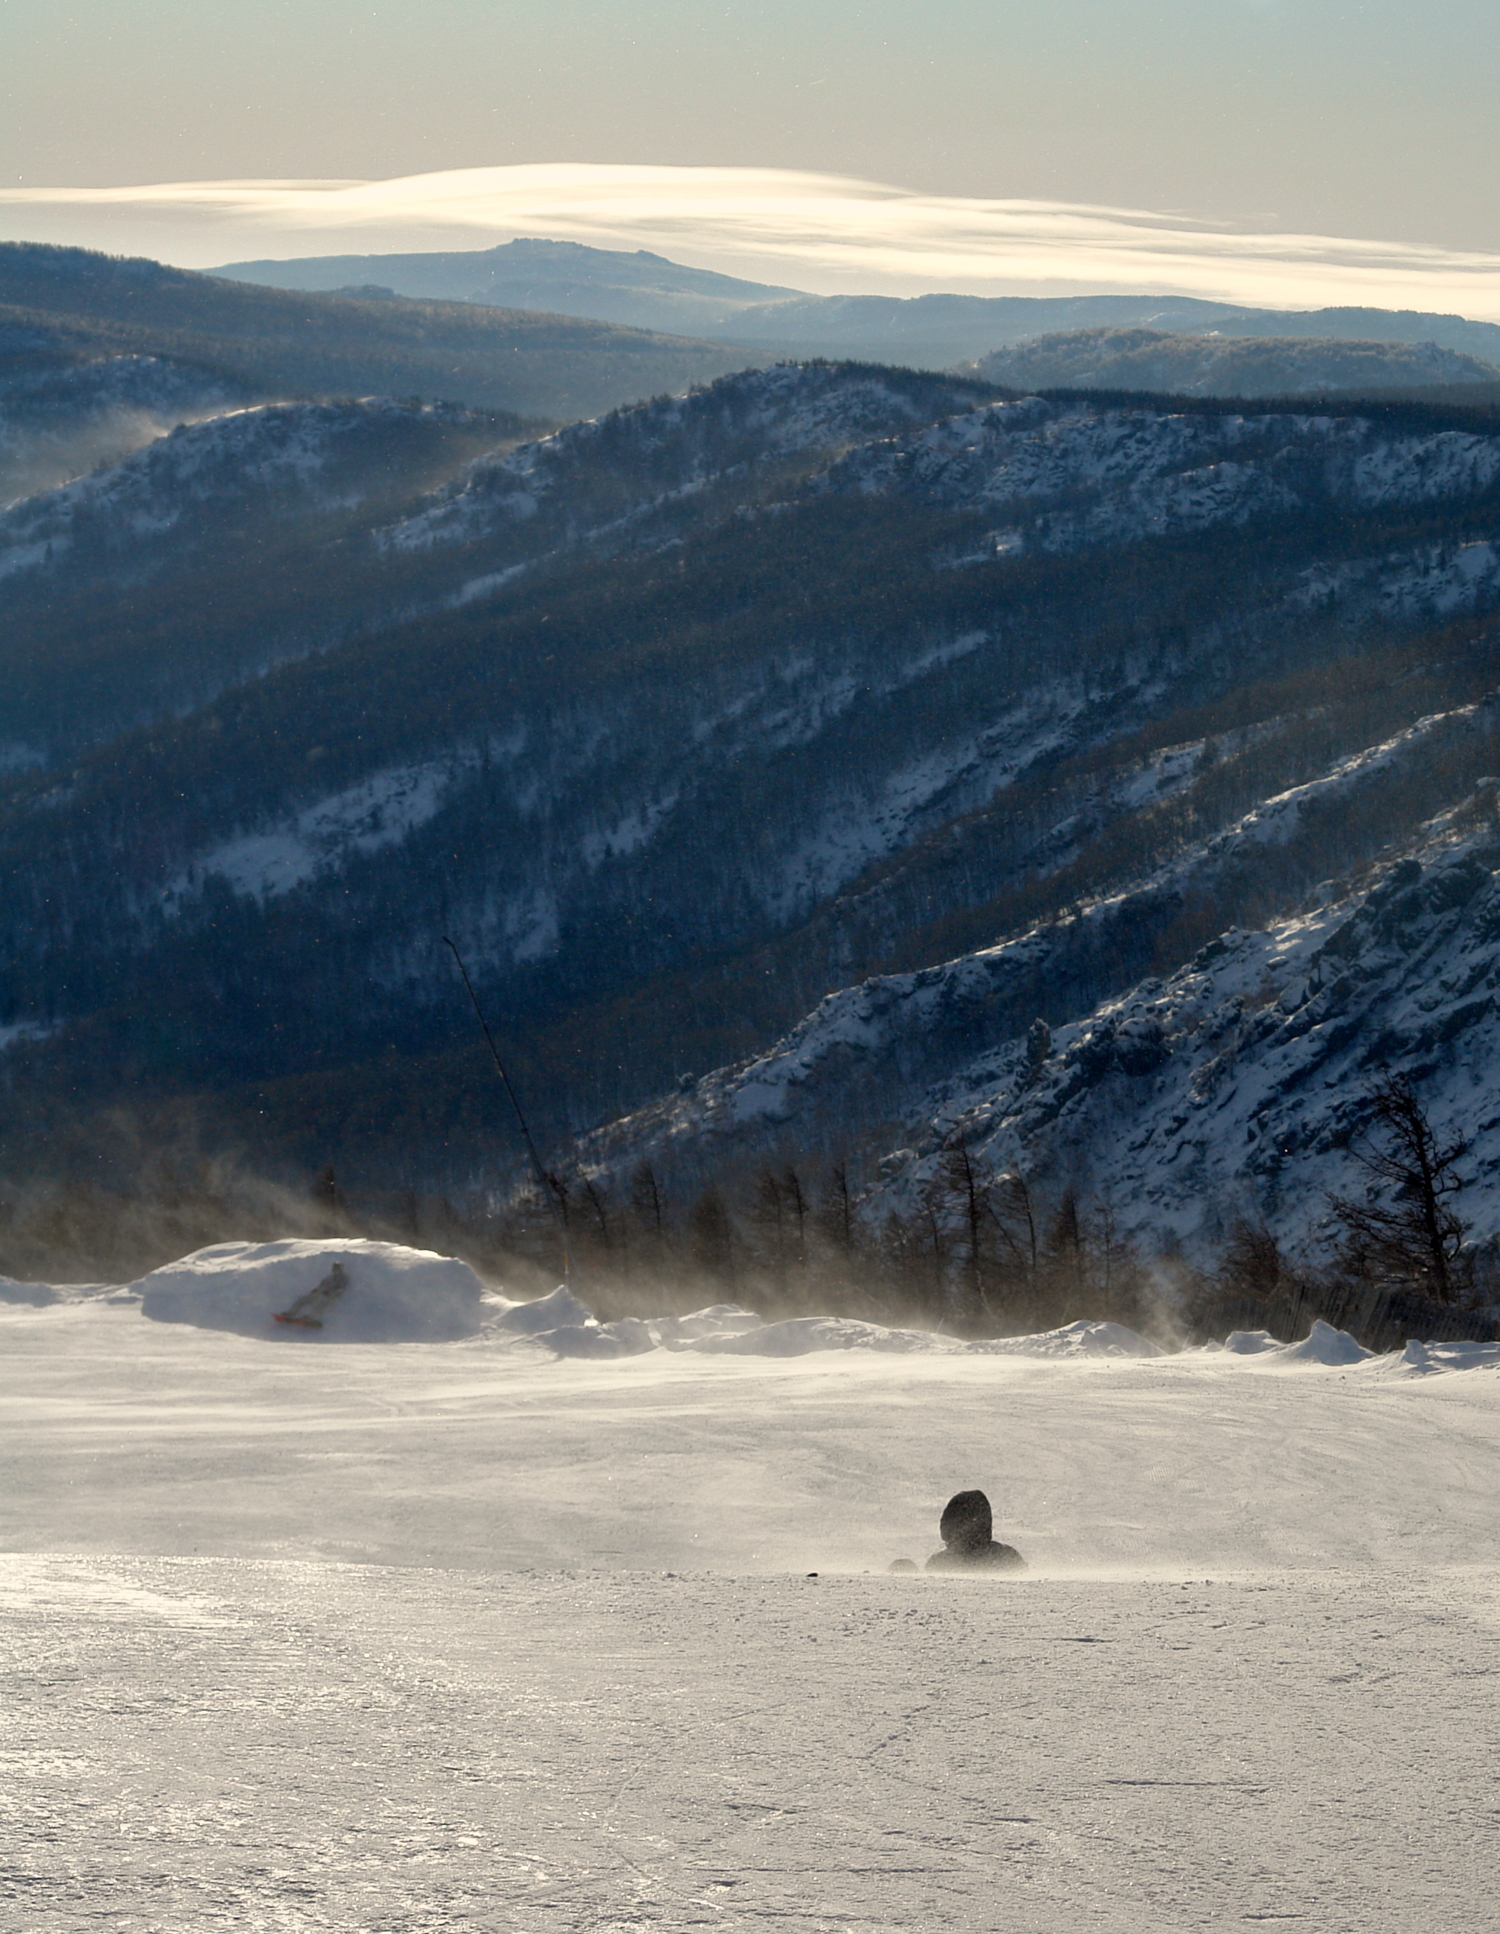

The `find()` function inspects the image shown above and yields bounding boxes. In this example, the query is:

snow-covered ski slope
[6,1280,1500,1931]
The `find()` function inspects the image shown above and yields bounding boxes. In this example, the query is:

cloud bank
[6,165,1500,318]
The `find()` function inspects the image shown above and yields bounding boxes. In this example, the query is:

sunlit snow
[6,1246,1500,1928]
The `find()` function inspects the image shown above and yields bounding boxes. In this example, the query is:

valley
[5,242,1500,1323]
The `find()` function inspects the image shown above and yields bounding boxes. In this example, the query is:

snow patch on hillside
[1291,540,1500,622]
[167,755,472,904]
[580,795,680,868]
[0,1018,54,1055]
[760,673,1101,923]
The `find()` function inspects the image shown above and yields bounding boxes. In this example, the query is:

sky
[3,0,1499,309]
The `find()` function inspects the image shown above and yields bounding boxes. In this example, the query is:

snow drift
[137,1238,486,1341]
[497,1302,1166,1361]
[124,1242,1493,1373]
[0,1273,59,1307]
[496,1298,1484,1373]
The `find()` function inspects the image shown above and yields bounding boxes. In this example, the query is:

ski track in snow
[6,1552,1497,1934]
[6,1299,1500,1930]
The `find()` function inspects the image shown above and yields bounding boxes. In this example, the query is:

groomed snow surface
[7,1239,1500,1931]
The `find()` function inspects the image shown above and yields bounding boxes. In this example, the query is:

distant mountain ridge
[218,237,1500,371]
[974,328,1500,398]
[219,237,804,339]
[0,241,770,429]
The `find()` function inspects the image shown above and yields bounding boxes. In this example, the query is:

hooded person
[925,1490,1025,1571]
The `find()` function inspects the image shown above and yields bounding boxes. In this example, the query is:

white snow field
[6,1262,1500,1932]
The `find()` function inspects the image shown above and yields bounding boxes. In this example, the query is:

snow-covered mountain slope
[7,363,1500,1202]
[0,353,247,506]
[820,397,1500,556]
[382,362,995,558]
[973,328,1500,398]
[578,703,1500,1263]
[0,397,509,587]
[0,364,997,763]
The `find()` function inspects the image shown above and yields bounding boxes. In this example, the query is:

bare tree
[1329,1074,1470,1302]
[1195,1215,1309,1340]
[781,1166,809,1279]
[629,1162,666,1241]
[941,1139,994,1320]
[689,1187,737,1286]
[748,1167,789,1286]
[578,1174,612,1255]
[1046,1186,1085,1318]
[817,1162,856,1258]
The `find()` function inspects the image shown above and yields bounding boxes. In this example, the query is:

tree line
[467,1072,1491,1348]
[0,1068,1490,1352]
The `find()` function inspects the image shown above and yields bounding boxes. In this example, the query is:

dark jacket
[924,1488,1026,1572]
[926,1539,1025,1571]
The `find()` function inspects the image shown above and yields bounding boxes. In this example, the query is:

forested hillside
[974,328,1500,398]
[0,241,766,430]
[6,359,1500,1294]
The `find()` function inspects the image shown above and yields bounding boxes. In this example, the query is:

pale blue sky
[3,0,1497,251]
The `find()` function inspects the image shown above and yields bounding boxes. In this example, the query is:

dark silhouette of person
[272,1260,352,1330]
[925,1490,1025,1571]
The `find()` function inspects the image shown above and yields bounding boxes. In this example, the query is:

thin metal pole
[443,936,572,1287]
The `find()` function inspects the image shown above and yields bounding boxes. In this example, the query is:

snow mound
[488,1294,768,1358]
[488,1284,647,1360]
[1398,1338,1500,1375]
[972,1319,1163,1359]
[1274,1320,1372,1366]
[491,1299,1161,1361]
[0,1273,59,1307]
[528,1320,653,1360]
[692,1315,949,1357]
[490,1284,597,1334]
[137,1239,486,1341]
[1221,1330,1284,1355]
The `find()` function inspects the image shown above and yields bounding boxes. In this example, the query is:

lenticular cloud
[7,164,1500,318]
